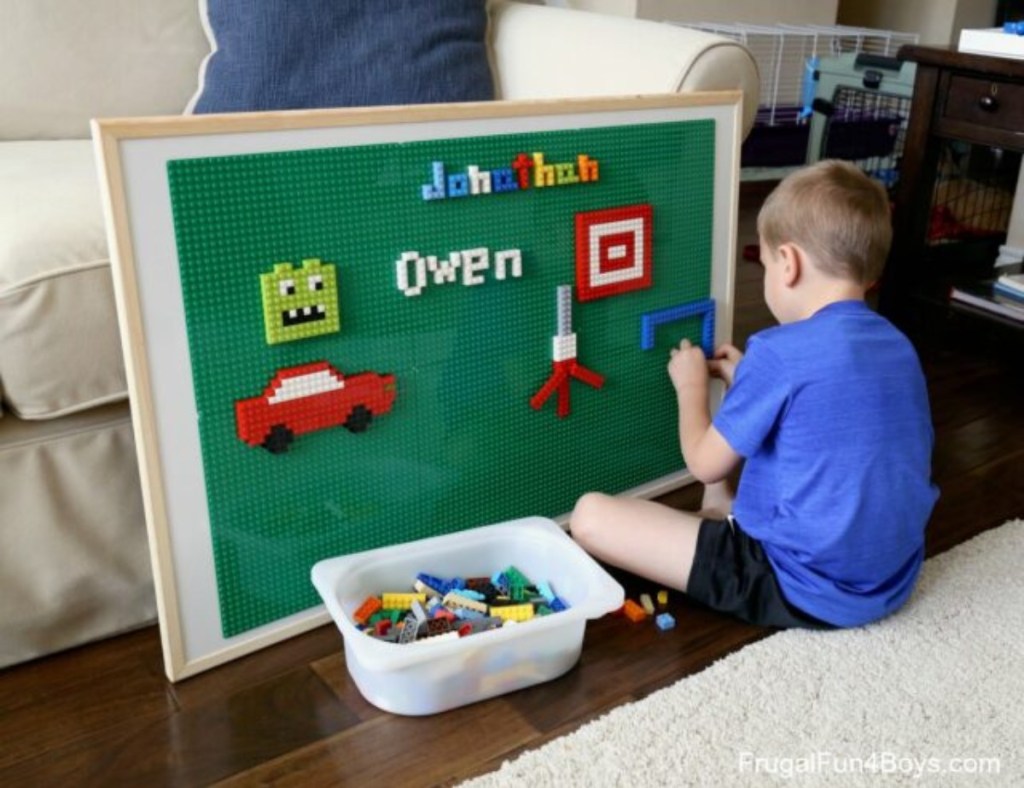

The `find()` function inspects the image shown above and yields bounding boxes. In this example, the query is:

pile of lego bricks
[351,566,570,645]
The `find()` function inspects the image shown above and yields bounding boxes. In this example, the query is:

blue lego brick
[655,612,676,631]
[640,298,716,357]
[416,573,447,595]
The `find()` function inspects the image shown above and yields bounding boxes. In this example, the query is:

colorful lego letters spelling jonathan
[421,152,599,200]
[260,258,340,345]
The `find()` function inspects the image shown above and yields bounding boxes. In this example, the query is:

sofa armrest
[490,0,759,138]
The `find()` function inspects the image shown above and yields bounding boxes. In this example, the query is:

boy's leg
[570,492,704,592]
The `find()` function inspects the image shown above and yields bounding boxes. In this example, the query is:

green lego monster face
[260,259,340,344]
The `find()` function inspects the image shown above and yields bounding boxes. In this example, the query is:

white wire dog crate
[670,22,918,169]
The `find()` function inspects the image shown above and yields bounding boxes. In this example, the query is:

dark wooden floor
[3,185,1022,787]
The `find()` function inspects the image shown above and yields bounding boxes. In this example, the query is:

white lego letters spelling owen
[396,248,522,297]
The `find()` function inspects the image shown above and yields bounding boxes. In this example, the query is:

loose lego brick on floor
[655,612,676,631]
[622,598,648,622]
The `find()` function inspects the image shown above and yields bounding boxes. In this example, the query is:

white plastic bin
[311,516,624,715]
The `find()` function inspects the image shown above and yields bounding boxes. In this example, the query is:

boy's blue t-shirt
[712,300,939,627]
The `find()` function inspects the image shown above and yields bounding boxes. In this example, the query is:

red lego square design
[597,232,637,273]
[575,204,652,301]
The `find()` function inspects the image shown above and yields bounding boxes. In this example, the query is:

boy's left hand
[668,339,708,396]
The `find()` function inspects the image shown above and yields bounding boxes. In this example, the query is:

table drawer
[943,75,1024,133]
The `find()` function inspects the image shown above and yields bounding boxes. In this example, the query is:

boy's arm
[668,340,742,484]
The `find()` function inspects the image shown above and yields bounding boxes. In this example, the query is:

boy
[570,160,939,629]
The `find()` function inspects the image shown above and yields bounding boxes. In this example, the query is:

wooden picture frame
[92,93,741,680]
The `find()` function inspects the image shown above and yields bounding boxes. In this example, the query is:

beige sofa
[0,0,757,668]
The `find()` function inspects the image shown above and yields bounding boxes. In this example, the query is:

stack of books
[950,271,1024,323]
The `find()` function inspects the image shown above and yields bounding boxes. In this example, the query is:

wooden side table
[880,44,1024,333]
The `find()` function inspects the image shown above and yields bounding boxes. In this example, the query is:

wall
[530,0,638,16]
[536,0,838,24]
[837,0,999,45]
[540,0,997,42]
[569,0,637,16]
[638,0,838,25]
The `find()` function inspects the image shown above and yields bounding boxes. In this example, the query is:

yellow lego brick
[381,592,427,610]
[489,603,534,622]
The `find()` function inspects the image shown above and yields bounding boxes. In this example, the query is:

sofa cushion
[0,0,209,140]
[0,141,127,420]
[0,401,152,668]
[189,0,494,113]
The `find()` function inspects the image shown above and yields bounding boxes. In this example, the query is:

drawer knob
[979,94,999,112]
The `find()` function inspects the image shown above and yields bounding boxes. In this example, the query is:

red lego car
[236,361,396,453]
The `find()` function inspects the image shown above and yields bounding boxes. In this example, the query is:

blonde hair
[757,160,892,286]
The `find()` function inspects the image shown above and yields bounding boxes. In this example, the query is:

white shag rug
[461,520,1023,787]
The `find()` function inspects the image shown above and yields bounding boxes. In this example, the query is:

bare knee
[570,491,614,550]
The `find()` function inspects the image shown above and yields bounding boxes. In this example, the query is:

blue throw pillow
[190,0,494,113]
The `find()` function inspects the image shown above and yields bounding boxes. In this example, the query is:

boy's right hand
[708,344,743,388]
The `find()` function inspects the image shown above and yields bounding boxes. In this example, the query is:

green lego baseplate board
[166,119,716,637]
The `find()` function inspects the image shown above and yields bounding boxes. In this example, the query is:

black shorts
[686,517,835,630]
